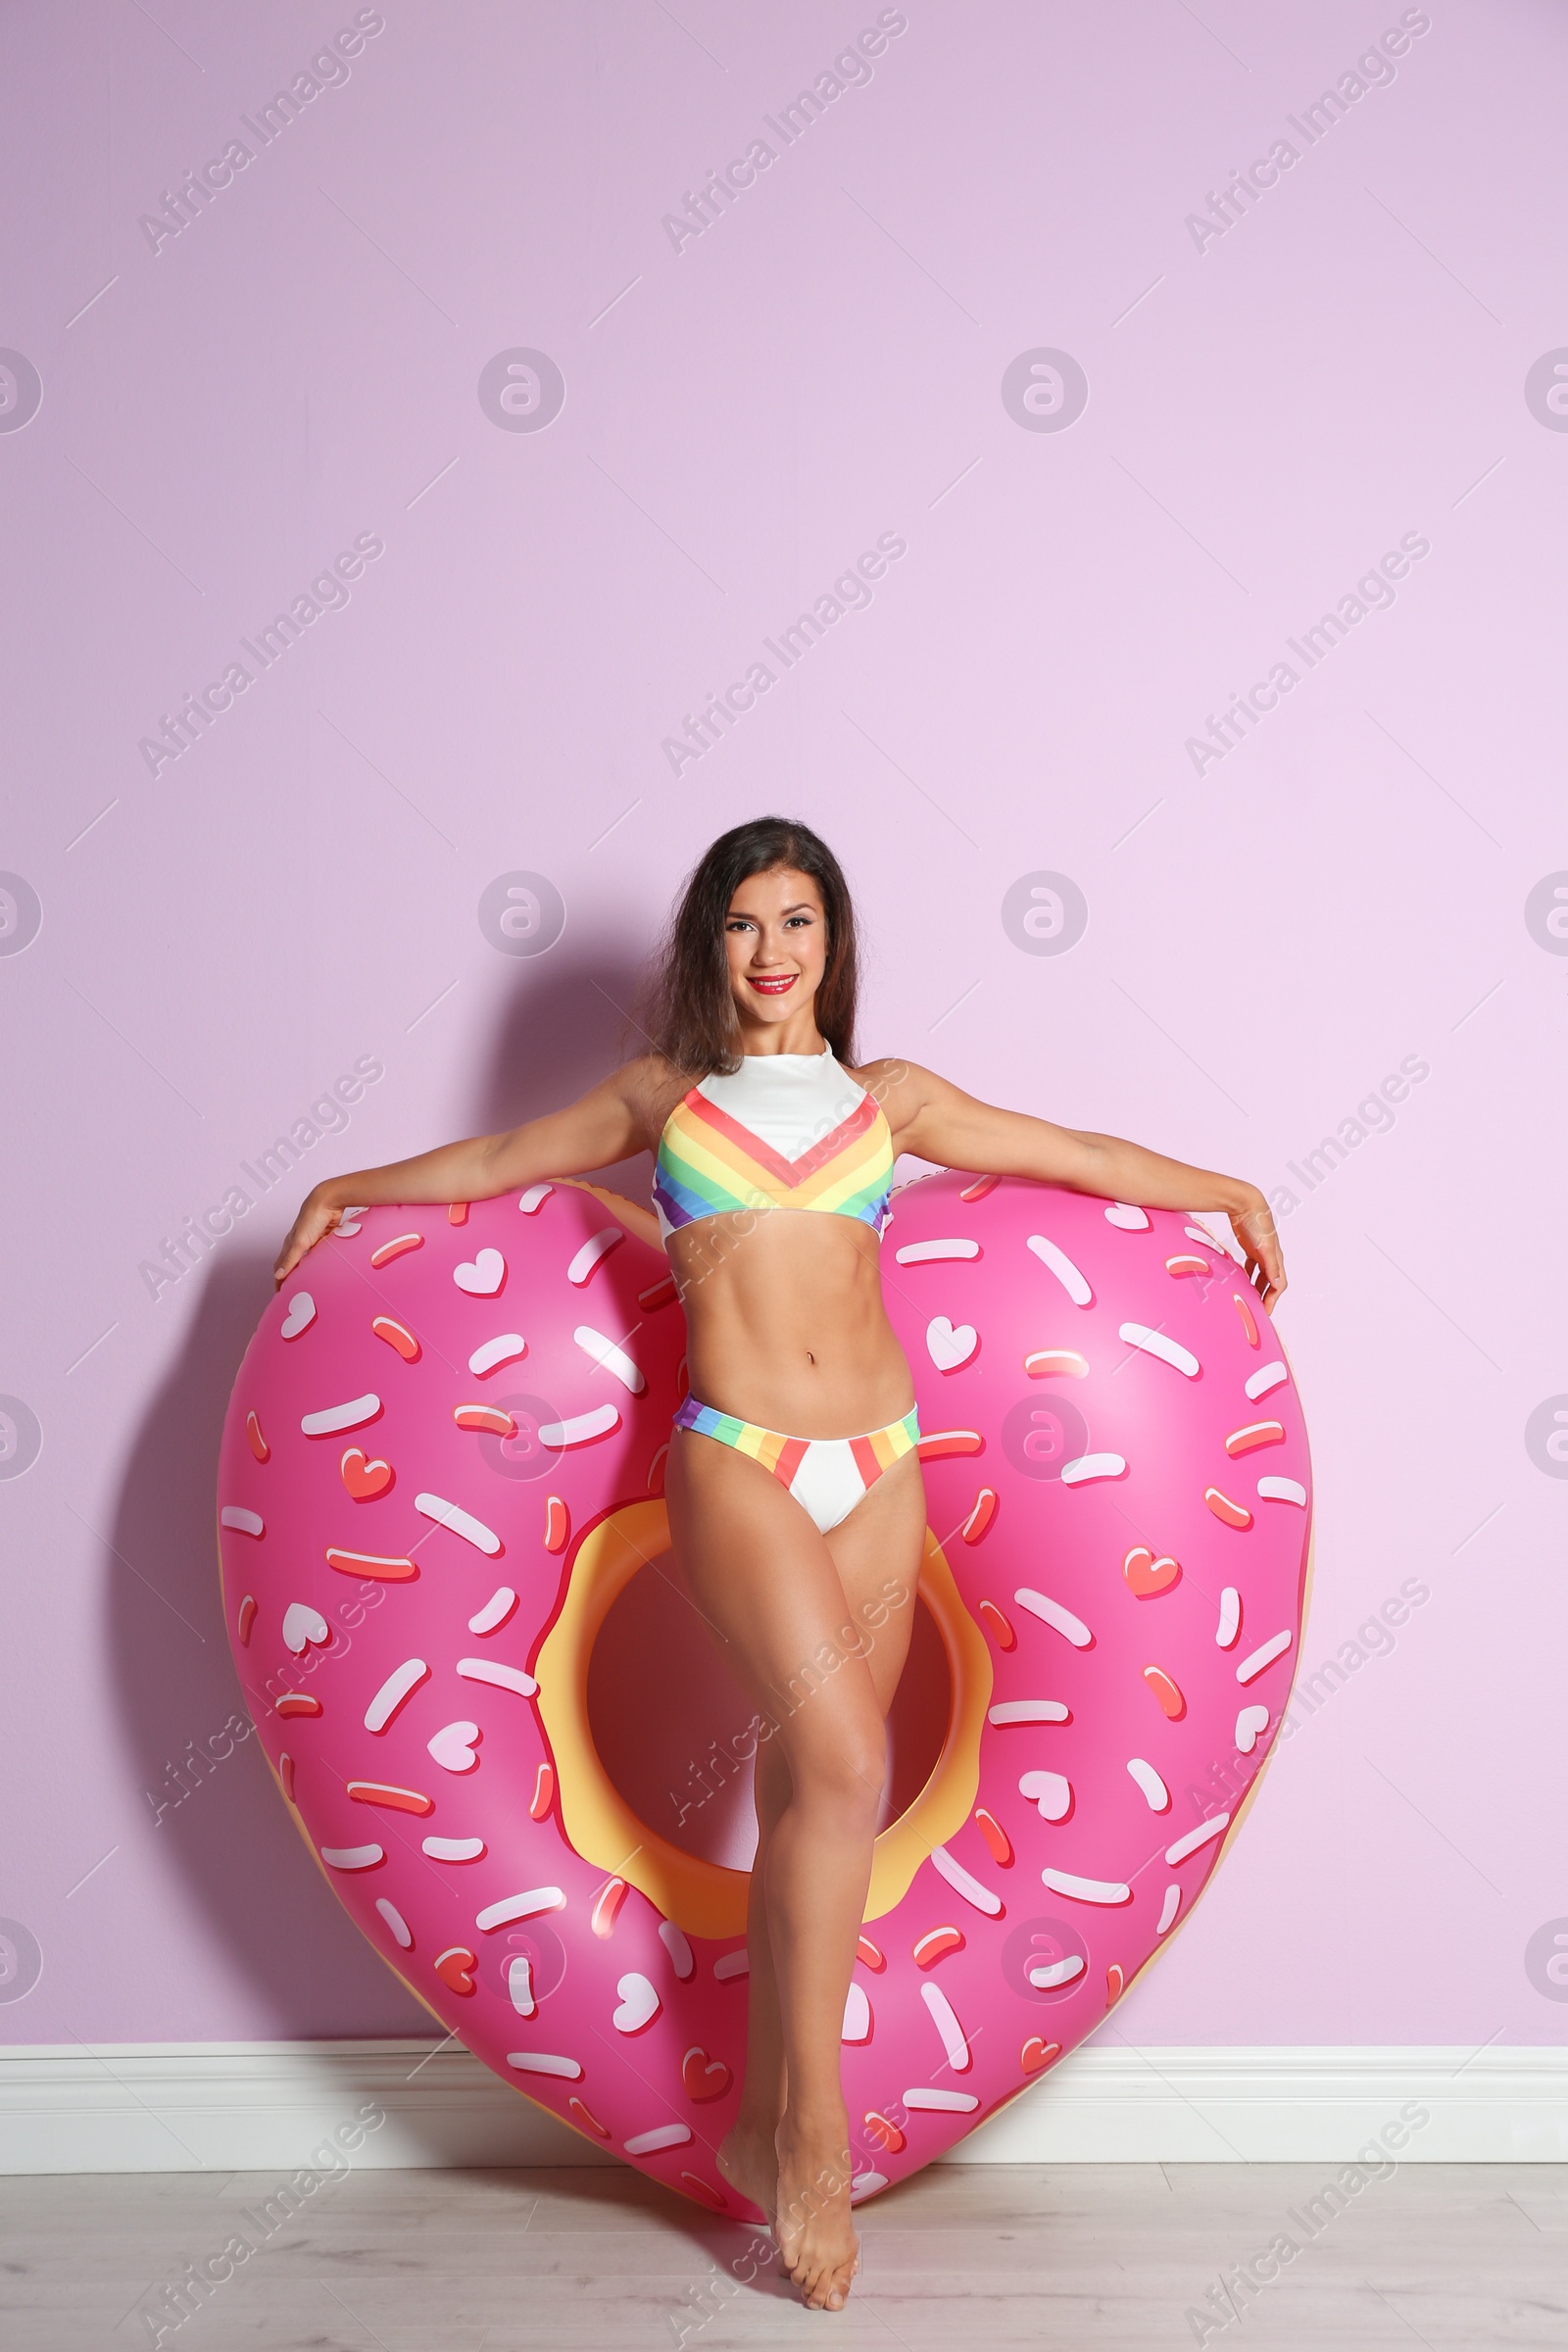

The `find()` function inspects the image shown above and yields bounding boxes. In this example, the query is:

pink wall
[3,0,1565,2051]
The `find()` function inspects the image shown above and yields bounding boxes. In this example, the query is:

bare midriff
[666,1205,916,1439]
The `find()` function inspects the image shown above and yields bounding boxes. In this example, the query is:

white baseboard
[3,2040,1564,2175]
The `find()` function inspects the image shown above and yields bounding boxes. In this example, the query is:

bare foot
[773,2112,859,2312]
[715,2119,778,2227]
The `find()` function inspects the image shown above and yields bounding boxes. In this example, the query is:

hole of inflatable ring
[586,1548,954,1872]
[533,1500,993,1940]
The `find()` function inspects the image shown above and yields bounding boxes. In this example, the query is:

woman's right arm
[272,1061,656,1286]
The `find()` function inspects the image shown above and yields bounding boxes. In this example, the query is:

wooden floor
[2,2162,1565,2349]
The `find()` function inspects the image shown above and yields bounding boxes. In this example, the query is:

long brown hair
[641,817,863,1078]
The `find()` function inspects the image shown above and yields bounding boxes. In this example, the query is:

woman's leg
[664,1429,925,2311]
[719,1456,927,2238]
[712,1733,791,2227]
[767,1451,925,2295]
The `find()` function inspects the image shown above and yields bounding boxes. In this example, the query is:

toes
[822,2262,855,2310]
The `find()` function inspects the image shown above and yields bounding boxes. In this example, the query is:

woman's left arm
[875,1059,1286,1314]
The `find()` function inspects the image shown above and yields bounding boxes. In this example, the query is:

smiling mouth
[748,974,797,995]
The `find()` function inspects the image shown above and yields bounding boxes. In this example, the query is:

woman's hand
[273,1188,351,1289]
[1231,1188,1287,1315]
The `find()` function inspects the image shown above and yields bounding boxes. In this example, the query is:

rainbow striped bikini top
[653,1046,895,1245]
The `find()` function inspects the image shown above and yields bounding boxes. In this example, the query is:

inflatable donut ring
[218,1171,1312,2210]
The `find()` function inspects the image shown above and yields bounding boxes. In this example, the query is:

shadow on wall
[467,944,658,1206]
[106,952,662,2037]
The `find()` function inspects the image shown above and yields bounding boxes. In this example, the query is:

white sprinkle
[374,1898,412,1948]
[1165,1815,1230,1866]
[1236,1630,1293,1684]
[517,1184,554,1212]
[1060,1452,1126,1486]
[415,1493,501,1555]
[902,2088,979,2113]
[1026,1233,1093,1305]
[1118,1322,1200,1378]
[713,1948,749,1981]
[300,1393,381,1437]
[567,1227,624,1286]
[851,2171,889,2200]
[220,1506,264,1537]
[508,2050,581,2080]
[614,1972,658,2033]
[1246,1360,1289,1399]
[1156,1885,1182,1936]
[1127,1757,1170,1811]
[427,1721,479,1772]
[573,1325,645,1394]
[467,1587,518,1636]
[1013,1588,1093,1648]
[476,1887,566,1932]
[623,2123,691,2153]
[457,1657,538,1698]
[1257,1475,1306,1506]
[1216,1588,1241,1648]
[321,1844,383,1870]
[989,1699,1069,1726]
[1041,1867,1130,1904]
[1236,1704,1270,1754]
[894,1237,980,1263]
[920,1982,970,2072]
[1018,1769,1071,1821]
[843,1983,871,2043]
[507,1956,535,2017]
[453,1248,506,1296]
[659,1921,694,1981]
[468,1333,526,1377]
[280,1292,317,1338]
[930,1844,1003,1916]
[537,1402,620,1447]
[1189,1220,1243,1262]
[364,1659,429,1734]
[281,1602,329,1655]
[423,1836,485,1862]
[1104,1201,1150,1230]
[1029,1955,1084,1988]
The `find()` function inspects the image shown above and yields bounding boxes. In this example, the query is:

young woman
[274,816,1286,2312]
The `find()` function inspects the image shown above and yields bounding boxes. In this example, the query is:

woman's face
[722,865,828,1030]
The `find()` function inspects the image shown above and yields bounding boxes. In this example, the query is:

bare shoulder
[848,1054,954,1146]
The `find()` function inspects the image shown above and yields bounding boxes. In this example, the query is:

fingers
[1236,1214,1287,1316]
[272,1198,343,1289]
[1243,1262,1284,1317]
[272,1219,316,1289]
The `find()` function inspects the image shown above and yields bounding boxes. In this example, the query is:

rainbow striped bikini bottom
[671,1394,921,1537]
